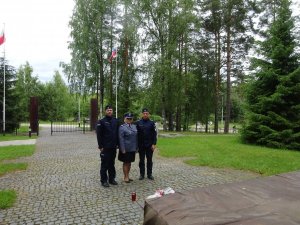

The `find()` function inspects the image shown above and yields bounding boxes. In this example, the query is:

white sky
[0,0,74,83]
[0,0,299,84]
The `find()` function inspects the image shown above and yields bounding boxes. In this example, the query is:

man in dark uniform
[96,105,119,187]
[136,108,157,180]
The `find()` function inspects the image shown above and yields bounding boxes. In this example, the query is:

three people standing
[96,106,157,187]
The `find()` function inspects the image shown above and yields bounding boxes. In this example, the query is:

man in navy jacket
[136,108,157,180]
[96,105,119,187]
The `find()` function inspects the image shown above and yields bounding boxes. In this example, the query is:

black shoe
[147,175,154,180]
[139,176,144,180]
[102,182,109,188]
[109,180,118,185]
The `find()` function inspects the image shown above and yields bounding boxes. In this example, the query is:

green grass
[17,125,30,133]
[0,163,28,176]
[0,145,35,176]
[0,144,35,209]
[0,134,34,142]
[0,190,17,209]
[158,134,300,176]
[0,145,35,161]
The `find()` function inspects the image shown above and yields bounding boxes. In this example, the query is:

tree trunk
[123,4,130,112]
[124,36,130,112]
[168,111,174,131]
[109,13,114,105]
[214,31,221,133]
[176,106,181,131]
[224,24,231,133]
[176,35,184,132]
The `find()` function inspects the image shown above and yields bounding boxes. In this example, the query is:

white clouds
[0,0,74,82]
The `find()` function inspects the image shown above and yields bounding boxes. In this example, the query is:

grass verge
[0,144,35,209]
[158,134,300,176]
[0,163,28,176]
[0,145,34,176]
[0,145,35,161]
[0,134,34,141]
[0,190,17,209]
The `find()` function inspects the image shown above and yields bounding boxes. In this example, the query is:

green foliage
[39,71,76,121]
[67,0,119,113]
[0,58,18,132]
[137,0,198,131]
[150,114,162,123]
[15,62,43,122]
[0,190,17,209]
[242,0,300,150]
[159,135,300,176]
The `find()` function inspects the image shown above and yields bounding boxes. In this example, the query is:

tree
[114,0,140,117]
[200,0,256,133]
[68,0,116,115]
[40,72,75,121]
[201,0,223,133]
[241,0,300,149]
[137,0,196,131]
[0,58,18,132]
[15,62,43,122]
[222,0,255,133]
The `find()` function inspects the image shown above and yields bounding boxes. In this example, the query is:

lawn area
[0,190,17,209]
[0,145,35,176]
[0,134,34,142]
[0,145,35,161]
[0,144,35,209]
[158,134,300,176]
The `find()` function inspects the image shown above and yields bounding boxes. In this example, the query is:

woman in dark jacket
[118,113,138,183]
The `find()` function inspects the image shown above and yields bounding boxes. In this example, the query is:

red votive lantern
[131,192,136,202]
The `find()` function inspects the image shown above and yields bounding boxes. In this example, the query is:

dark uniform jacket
[136,119,157,149]
[96,116,119,149]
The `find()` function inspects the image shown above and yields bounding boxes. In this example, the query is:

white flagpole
[115,48,118,118]
[2,23,5,135]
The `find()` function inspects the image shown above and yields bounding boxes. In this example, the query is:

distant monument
[29,97,39,136]
[90,98,98,131]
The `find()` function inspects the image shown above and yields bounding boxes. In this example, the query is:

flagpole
[2,23,5,135]
[115,47,118,118]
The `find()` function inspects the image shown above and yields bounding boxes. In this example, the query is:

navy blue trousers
[100,148,116,183]
[139,147,153,177]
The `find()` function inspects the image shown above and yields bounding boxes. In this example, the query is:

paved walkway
[0,128,259,225]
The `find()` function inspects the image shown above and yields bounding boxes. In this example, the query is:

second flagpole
[115,47,118,118]
[2,23,5,135]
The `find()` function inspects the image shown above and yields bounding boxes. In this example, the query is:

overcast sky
[0,0,74,83]
[0,0,299,84]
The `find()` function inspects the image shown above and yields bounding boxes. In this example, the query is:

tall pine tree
[241,0,300,149]
[0,58,18,132]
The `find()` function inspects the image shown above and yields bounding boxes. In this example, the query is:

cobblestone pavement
[0,128,259,225]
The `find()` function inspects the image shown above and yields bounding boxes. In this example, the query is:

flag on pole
[0,30,5,46]
[109,48,117,63]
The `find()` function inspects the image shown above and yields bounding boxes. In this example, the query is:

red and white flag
[0,30,5,46]
[109,48,117,63]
